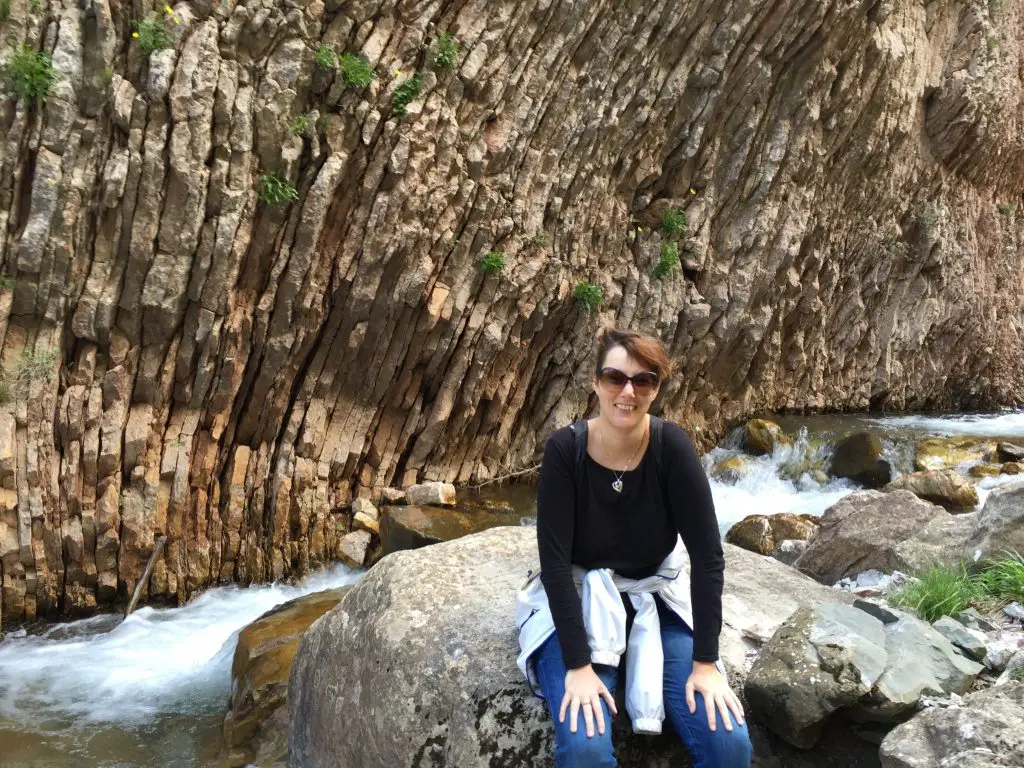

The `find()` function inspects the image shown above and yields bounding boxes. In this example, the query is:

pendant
[612,479,623,493]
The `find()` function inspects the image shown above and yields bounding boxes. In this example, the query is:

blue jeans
[534,603,752,768]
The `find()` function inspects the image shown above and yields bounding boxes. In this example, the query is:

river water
[1,410,1023,767]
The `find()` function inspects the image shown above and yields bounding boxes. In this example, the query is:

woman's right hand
[559,664,618,737]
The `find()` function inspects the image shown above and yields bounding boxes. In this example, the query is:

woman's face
[593,345,660,431]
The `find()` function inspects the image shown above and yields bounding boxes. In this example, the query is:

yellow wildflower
[173,15,180,23]
[689,188,696,195]
[132,31,139,37]
[164,4,173,13]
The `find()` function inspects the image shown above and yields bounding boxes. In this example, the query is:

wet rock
[712,455,751,483]
[769,513,818,541]
[914,437,996,472]
[879,682,1024,767]
[794,491,971,585]
[967,463,1002,478]
[725,515,775,555]
[223,588,350,767]
[404,481,457,507]
[744,603,888,748]
[379,504,524,557]
[930,617,987,662]
[883,469,979,511]
[743,419,792,456]
[1003,462,1024,475]
[771,539,807,566]
[337,530,371,569]
[829,433,892,488]
[997,442,1024,462]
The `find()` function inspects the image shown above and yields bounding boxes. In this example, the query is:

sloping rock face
[288,526,874,767]
[2,0,1024,622]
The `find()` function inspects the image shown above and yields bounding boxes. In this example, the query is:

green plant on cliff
[4,45,57,105]
[0,349,58,402]
[392,73,422,116]
[339,53,374,88]
[479,251,505,274]
[315,44,337,70]
[654,242,679,279]
[661,206,686,237]
[0,274,14,291]
[288,113,310,135]
[134,17,173,57]
[258,172,299,206]
[0,0,11,23]
[527,231,548,248]
[997,202,1015,217]
[431,31,460,70]
[574,282,603,312]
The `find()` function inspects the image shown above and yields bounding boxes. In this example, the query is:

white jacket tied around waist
[516,536,704,735]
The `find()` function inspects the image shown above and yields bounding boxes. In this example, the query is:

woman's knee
[554,730,616,768]
[704,722,752,768]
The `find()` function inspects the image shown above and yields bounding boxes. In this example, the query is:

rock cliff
[1,0,1023,622]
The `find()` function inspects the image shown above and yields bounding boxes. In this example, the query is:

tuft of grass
[314,44,336,70]
[288,113,310,135]
[976,552,1024,604]
[0,349,58,402]
[661,206,686,237]
[339,53,374,88]
[5,45,57,105]
[479,251,505,274]
[654,242,679,279]
[574,282,602,313]
[392,72,422,116]
[890,563,982,621]
[258,172,299,206]
[133,17,173,57]
[431,31,460,70]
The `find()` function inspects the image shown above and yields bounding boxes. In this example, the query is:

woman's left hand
[685,661,745,732]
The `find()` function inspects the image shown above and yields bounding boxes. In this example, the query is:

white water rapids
[0,410,1022,766]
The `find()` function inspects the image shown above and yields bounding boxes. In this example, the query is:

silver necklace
[598,419,647,493]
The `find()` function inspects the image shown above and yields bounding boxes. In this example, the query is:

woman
[518,327,751,767]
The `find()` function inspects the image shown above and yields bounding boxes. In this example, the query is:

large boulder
[404,481,457,507]
[998,443,1024,462]
[879,682,1024,768]
[288,527,873,768]
[743,418,792,456]
[793,491,972,584]
[963,483,1024,561]
[744,604,888,748]
[883,470,979,511]
[829,432,892,488]
[725,513,818,556]
[222,587,351,767]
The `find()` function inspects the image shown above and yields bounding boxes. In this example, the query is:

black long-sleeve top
[536,420,725,669]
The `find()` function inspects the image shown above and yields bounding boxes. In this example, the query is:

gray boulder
[744,604,888,748]
[793,491,971,584]
[287,527,874,768]
[963,483,1024,562]
[879,682,1024,767]
[930,617,987,662]
[859,612,984,722]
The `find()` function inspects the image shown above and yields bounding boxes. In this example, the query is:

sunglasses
[597,367,659,395]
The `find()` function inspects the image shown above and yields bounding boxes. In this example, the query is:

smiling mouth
[614,404,636,412]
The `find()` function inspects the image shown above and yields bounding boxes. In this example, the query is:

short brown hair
[594,326,675,384]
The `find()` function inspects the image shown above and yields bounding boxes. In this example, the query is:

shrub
[890,563,982,621]
[315,44,336,70]
[574,282,602,312]
[527,231,548,248]
[258,172,299,206]
[5,45,57,105]
[661,207,686,237]
[392,73,422,116]
[288,114,309,135]
[654,242,679,279]
[432,31,460,70]
[479,251,505,274]
[133,17,173,57]
[339,53,374,88]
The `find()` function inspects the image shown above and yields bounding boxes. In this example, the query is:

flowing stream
[1,410,1023,767]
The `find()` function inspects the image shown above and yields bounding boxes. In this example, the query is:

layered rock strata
[2,0,1024,621]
